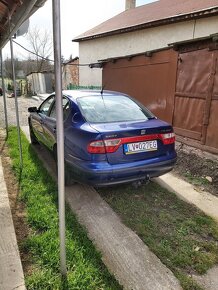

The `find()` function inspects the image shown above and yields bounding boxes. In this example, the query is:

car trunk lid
[89,119,174,165]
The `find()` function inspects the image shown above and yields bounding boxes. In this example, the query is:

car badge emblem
[141,129,146,135]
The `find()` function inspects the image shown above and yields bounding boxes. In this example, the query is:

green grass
[6,127,122,290]
[98,182,218,290]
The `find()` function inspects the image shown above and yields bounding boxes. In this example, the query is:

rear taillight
[104,139,121,153]
[161,133,175,145]
[87,139,121,154]
[87,140,105,153]
[88,133,175,154]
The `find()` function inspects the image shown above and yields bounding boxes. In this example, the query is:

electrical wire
[13,39,55,62]
[12,39,94,67]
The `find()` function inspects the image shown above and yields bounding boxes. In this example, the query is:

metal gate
[173,41,218,151]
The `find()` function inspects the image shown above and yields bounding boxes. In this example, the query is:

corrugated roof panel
[0,0,47,49]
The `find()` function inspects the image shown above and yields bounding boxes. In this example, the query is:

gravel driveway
[0,95,41,127]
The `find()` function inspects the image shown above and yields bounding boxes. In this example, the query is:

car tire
[53,144,75,186]
[29,123,39,145]
[64,164,72,186]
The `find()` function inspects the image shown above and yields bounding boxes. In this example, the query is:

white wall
[79,16,218,86]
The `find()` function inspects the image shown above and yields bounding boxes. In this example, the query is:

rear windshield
[77,95,154,123]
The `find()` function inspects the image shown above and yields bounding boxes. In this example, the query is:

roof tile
[74,0,218,41]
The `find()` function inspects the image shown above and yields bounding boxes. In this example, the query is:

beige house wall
[78,16,218,86]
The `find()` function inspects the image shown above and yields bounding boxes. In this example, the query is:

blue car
[28,90,177,186]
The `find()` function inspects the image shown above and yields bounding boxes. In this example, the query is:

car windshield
[77,95,154,123]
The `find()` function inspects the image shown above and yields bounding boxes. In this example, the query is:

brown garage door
[205,53,218,149]
[102,49,177,124]
[173,46,217,145]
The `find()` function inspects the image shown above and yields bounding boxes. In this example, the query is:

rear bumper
[65,152,177,186]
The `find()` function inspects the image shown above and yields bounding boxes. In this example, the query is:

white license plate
[124,140,158,154]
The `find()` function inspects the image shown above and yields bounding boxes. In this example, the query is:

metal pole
[10,37,23,168]
[52,0,67,276]
[0,49,8,136]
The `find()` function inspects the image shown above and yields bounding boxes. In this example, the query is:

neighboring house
[26,71,54,95]
[73,0,218,154]
[62,57,79,89]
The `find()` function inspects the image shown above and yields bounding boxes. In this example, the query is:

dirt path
[174,144,218,196]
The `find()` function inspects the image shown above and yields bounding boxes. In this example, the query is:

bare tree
[26,26,53,72]
[4,57,22,79]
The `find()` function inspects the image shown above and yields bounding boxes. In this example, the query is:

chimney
[125,0,136,10]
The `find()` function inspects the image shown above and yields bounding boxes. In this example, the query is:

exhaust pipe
[132,175,150,188]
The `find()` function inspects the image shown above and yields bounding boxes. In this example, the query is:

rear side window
[49,97,70,120]
[77,95,154,123]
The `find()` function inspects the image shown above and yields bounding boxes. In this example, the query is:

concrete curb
[0,157,26,290]
[155,173,218,222]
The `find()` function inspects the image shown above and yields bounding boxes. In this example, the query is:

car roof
[62,90,127,102]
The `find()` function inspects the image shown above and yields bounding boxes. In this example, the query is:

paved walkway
[0,156,25,290]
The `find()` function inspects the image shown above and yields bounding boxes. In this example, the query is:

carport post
[10,37,22,168]
[0,49,8,135]
[52,0,67,276]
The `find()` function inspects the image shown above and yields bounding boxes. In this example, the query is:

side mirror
[28,106,38,113]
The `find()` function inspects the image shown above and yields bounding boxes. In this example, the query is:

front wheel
[64,164,73,186]
[29,122,39,145]
[53,145,75,186]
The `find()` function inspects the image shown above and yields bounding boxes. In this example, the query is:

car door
[41,96,71,150]
[32,95,55,145]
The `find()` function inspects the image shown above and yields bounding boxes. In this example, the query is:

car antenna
[100,84,107,109]
[100,85,105,95]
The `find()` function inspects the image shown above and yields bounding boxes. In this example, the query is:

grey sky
[3,0,157,60]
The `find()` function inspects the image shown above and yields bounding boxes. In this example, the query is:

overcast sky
[3,0,157,60]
